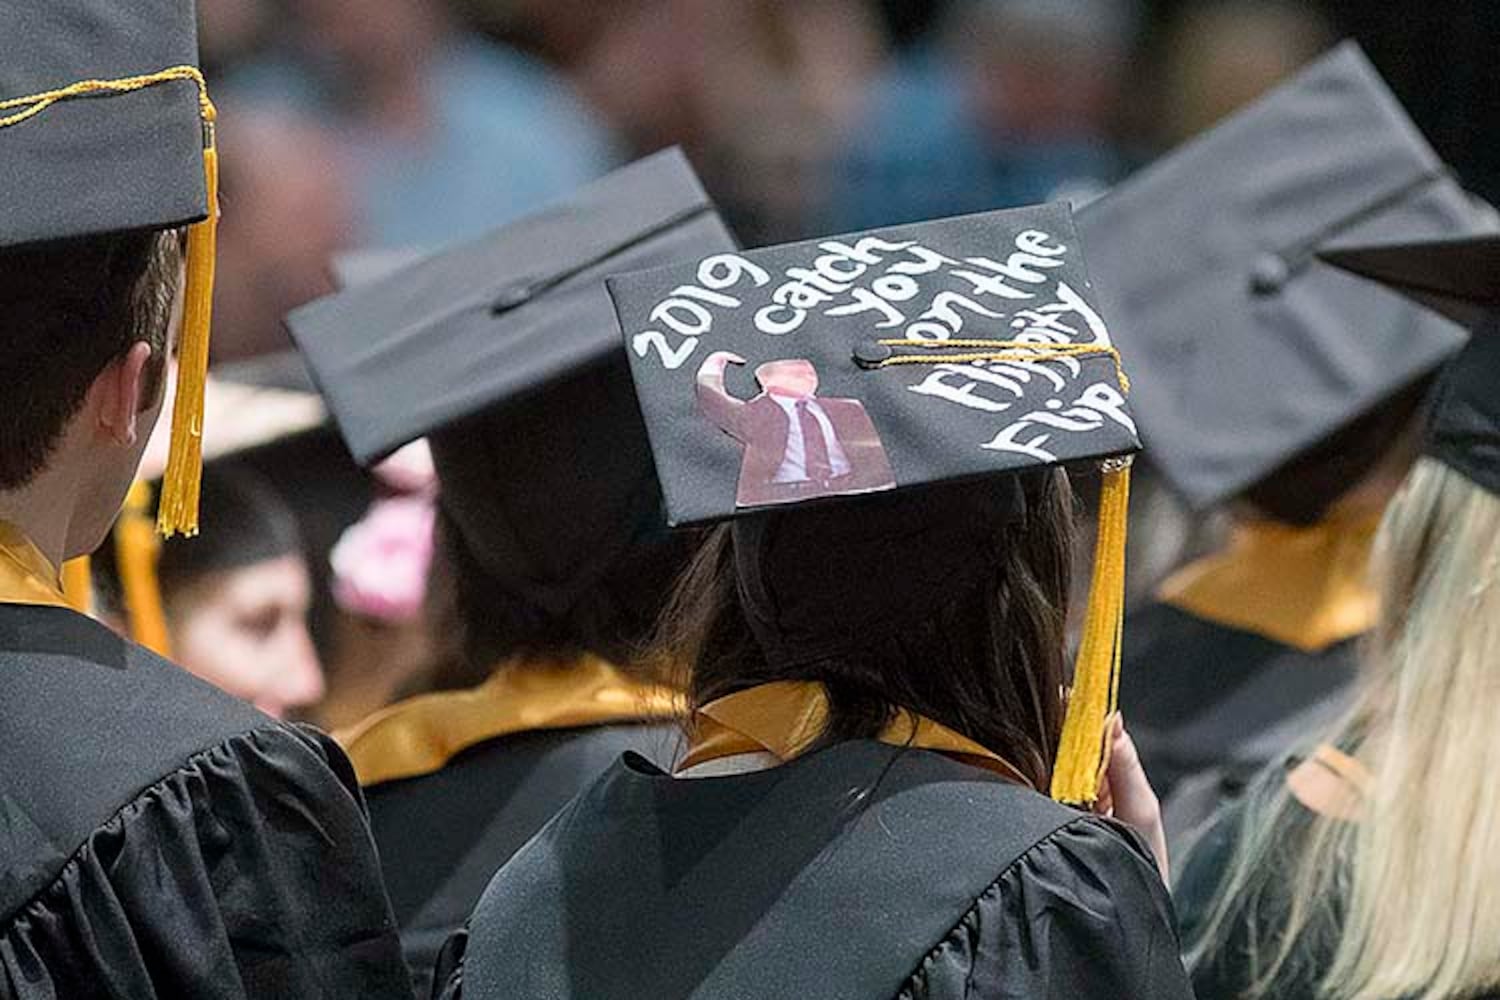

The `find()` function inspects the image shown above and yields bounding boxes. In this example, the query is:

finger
[1094,780,1114,818]
[1109,719,1147,791]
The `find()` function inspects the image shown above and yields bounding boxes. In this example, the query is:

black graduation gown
[1120,601,1359,834]
[433,740,1194,1000]
[0,604,412,999]
[364,723,679,997]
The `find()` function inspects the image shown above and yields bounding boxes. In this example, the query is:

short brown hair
[0,227,184,490]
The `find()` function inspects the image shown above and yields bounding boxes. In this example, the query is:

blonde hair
[1186,456,1500,999]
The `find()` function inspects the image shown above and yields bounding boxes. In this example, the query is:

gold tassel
[117,481,173,656]
[1051,457,1133,806]
[157,111,219,538]
[61,556,93,615]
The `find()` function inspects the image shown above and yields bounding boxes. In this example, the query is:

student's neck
[0,464,85,570]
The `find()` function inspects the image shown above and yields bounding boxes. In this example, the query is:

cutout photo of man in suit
[696,351,897,508]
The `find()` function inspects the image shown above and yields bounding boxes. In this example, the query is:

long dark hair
[421,361,700,691]
[426,504,701,692]
[652,469,1076,791]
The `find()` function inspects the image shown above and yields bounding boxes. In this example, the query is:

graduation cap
[1,0,222,537]
[1321,234,1500,496]
[1079,41,1496,512]
[137,375,328,483]
[1320,234,1500,331]
[287,148,739,619]
[608,200,1137,805]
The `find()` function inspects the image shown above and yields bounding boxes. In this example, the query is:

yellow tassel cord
[116,482,173,656]
[156,132,216,538]
[0,67,219,538]
[158,83,219,538]
[872,338,1131,394]
[60,557,93,615]
[874,338,1134,807]
[1050,457,1132,806]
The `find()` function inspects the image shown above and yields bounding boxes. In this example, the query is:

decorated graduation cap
[1080,41,1494,512]
[1321,234,1500,496]
[1,0,221,537]
[609,200,1138,805]
[287,148,738,619]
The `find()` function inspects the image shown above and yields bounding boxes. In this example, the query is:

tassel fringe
[1051,457,1132,806]
[157,125,218,538]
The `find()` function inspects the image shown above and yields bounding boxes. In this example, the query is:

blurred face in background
[169,554,325,719]
[1155,0,1333,146]
[958,0,1134,142]
[293,0,444,84]
[195,0,272,72]
[212,108,354,362]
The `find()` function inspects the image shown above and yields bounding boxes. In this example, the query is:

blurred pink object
[330,495,435,623]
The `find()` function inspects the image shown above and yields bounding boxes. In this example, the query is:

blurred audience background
[184,0,1500,725]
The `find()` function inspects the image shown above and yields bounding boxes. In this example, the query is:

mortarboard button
[852,340,893,369]
[490,284,536,315]
[1248,253,1291,295]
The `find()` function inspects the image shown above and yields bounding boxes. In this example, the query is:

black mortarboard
[0,0,208,246]
[608,200,1136,804]
[1,0,223,536]
[1321,234,1500,496]
[1080,41,1495,511]
[287,148,738,619]
[138,375,328,481]
[289,148,735,466]
[1320,234,1500,330]
[613,201,1136,527]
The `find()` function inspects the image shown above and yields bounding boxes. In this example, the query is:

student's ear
[95,342,156,447]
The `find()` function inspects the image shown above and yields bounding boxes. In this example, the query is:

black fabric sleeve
[899,815,1195,1000]
[0,724,412,999]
